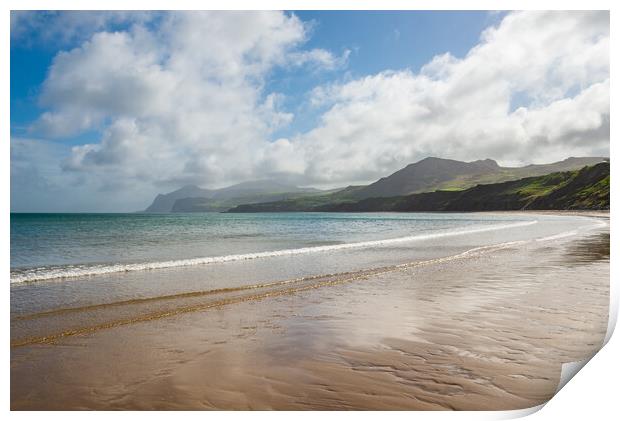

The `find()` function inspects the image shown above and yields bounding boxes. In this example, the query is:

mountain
[171,190,321,212]
[147,157,609,213]
[351,157,501,199]
[144,185,214,212]
[349,156,608,199]
[208,180,319,200]
[226,157,608,212]
[310,162,609,212]
[144,180,322,213]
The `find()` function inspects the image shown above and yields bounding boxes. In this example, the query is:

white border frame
[2,2,616,420]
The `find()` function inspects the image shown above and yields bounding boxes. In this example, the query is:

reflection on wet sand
[9,242,529,348]
[11,219,609,410]
[562,232,610,265]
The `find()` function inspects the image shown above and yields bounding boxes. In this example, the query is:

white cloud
[25,10,609,199]
[31,11,323,190]
[288,48,351,70]
[276,11,610,185]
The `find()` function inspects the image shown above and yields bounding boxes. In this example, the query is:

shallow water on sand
[10,212,544,279]
[11,212,601,315]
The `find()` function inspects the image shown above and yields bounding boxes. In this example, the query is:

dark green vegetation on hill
[144,157,608,212]
[224,157,608,212]
[346,156,608,199]
[229,162,609,213]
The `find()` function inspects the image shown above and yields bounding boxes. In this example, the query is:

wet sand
[10,213,610,410]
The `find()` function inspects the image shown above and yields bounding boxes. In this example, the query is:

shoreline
[10,211,607,286]
[11,215,610,410]
[10,239,542,348]
[10,218,539,285]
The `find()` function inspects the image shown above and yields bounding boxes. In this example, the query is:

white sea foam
[10,220,537,284]
[535,231,579,242]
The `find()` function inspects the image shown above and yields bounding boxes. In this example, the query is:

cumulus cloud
[278,10,610,185]
[31,11,329,189]
[26,10,609,196]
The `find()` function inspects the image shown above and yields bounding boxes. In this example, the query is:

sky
[10,11,610,212]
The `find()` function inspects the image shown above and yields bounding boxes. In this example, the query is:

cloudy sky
[11,11,609,212]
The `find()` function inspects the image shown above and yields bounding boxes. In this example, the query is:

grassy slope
[229,158,608,212]
[355,157,608,195]
[230,163,609,212]
[435,158,608,191]
[525,165,610,210]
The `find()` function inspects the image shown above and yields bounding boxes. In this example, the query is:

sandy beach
[10,212,609,410]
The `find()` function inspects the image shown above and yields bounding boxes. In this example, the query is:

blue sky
[10,11,609,212]
[11,11,500,141]
[273,11,504,138]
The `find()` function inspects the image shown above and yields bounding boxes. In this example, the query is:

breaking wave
[11,220,537,284]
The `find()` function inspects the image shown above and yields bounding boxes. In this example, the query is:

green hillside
[230,163,609,213]
[350,156,607,198]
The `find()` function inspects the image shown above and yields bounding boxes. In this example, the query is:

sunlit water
[10,212,604,315]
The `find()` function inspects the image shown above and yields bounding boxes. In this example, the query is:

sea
[10,212,604,315]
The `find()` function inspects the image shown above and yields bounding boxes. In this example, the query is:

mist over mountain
[144,185,214,213]
[144,180,321,213]
[145,156,608,213]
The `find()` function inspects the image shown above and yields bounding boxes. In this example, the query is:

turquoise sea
[11,212,547,281]
[10,211,602,316]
